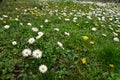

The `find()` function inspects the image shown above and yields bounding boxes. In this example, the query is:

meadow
[0,0,120,80]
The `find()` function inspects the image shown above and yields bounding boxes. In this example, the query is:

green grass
[0,0,120,80]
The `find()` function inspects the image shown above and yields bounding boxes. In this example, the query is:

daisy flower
[54,28,59,31]
[22,49,31,57]
[64,32,70,36]
[32,27,38,32]
[27,23,32,26]
[91,27,97,31]
[39,65,47,73]
[113,37,119,42]
[4,25,10,29]
[32,49,42,58]
[28,38,35,44]
[12,41,17,45]
[57,41,64,50]
[44,19,49,23]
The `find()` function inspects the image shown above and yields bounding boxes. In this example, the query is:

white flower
[113,32,118,36]
[22,49,31,57]
[3,15,8,18]
[44,19,49,23]
[64,32,70,36]
[65,18,70,21]
[27,23,32,26]
[54,28,59,31]
[32,49,42,58]
[12,41,17,45]
[0,17,3,20]
[39,65,47,73]
[4,25,10,29]
[20,23,23,25]
[15,18,19,21]
[113,37,119,42]
[36,32,44,39]
[40,25,43,28]
[38,32,44,36]
[102,34,107,37]
[57,41,64,50]
[32,27,38,32]
[92,27,97,31]
[28,38,35,44]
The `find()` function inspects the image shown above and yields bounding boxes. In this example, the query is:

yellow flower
[81,58,86,64]
[95,23,99,27]
[82,36,89,40]
[89,41,94,45]
[3,20,6,24]
[16,15,19,18]
[109,64,114,68]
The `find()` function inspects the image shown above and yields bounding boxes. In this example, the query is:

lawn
[0,0,120,80]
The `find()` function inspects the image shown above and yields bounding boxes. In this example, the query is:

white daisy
[32,27,38,32]
[40,25,43,28]
[113,37,119,42]
[44,19,49,23]
[12,41,17,45]
[92,27,97,31]
[64,32,70,36]
[57,41,64,50]
[54,28,59,31]
[36,32,44,39]
[4,25,10,29]
[22,49,31,57]
[27,23,32,26]
[28,38,35,44]
[39,65,47,73]
[32,49,42,58]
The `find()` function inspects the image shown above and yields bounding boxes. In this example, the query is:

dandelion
[89,41,94,45]
[57,41,64,50]
[113,37,119,42]
[109,64,114,68]
[22,49,31,57]
[32,27,38,32]
[32,49,42,58]
[81,58,86,64]
[28,38,35,44]
[64,32,70,36]
[92,27,97,31]
[12,41,17,45]
[3,20,7,24]
[95,23,99,27]
[82,36,89,40]
[39,65,47,73]
[4,25,10,29]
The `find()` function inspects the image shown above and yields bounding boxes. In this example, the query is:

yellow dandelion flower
[109,64,114,68]
[3,20,6,24]
[95,23,99,27]
[81,58,86,64]
[89,41,95,45]
[16,15,19,18]
[82,36,89,40]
